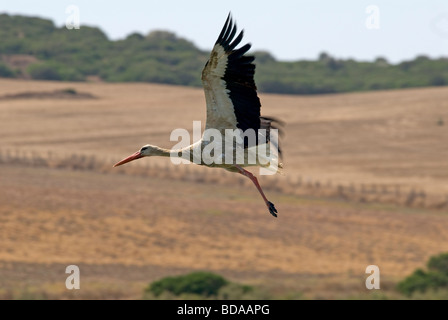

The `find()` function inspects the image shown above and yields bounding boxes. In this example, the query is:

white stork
[114,13,283,217]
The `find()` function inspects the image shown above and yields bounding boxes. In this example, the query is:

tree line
[1,14,447,95]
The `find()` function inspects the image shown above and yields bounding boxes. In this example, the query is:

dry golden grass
[0,78,448,299]
[1,164,448,299]
[0,78,447,196]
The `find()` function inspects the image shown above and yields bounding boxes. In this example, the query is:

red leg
[234,165,278,217]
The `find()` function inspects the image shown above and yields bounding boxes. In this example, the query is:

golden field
[0,78,447,299]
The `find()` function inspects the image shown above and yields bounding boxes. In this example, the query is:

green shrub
[0,63,16,77]
[145,271,229,298]
[28,62,62,80]
[397,253,448,297]
[61,88,77,95]
[27,62,83,81]
[430,75,446,86]
[427,252,448,273]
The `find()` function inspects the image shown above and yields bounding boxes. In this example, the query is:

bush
[61,88,77,95]
[430,75,446,86]
[427,253,448,274]
[27,62,83,81]
[145,271,229,298]
[397,269,448,296]
[0,63,15,77]
[28,62,62,80]
[397,253,448,297]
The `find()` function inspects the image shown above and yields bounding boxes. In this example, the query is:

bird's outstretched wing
[201,13,261,134]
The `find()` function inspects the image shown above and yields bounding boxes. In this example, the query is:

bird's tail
[260,116,285,160]
[254,144,284,175]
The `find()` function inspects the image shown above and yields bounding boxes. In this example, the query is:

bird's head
[113,144,159,167]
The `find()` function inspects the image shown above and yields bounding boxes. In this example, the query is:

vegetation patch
[143,272,272,300]
[397,253,448,297]
[1,14,447,94]
[0,88,96,100]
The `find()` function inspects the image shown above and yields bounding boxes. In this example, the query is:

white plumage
[114,13,283,217]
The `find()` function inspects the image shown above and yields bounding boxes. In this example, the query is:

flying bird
[114,13,283,217]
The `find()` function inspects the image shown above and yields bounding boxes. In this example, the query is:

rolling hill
[0,79,447,299]
[0,13,447,94]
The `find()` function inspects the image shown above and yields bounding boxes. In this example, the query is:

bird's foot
[267,201,278,218]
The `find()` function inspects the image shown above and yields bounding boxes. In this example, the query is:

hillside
[1,163,448,299]
[0,79,448,299]
[0,13,447,94]
[0,78,447,202]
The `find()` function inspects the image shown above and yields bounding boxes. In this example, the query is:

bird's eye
[141,147,148,152]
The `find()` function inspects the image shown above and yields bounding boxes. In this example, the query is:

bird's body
[114,13,283,217]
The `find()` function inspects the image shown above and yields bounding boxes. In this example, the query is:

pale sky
[2,0,448,63]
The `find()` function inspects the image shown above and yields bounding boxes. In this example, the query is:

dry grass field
[1,78,447,196]
[0,78,448,299]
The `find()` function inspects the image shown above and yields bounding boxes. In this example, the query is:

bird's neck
[153,145,194,162]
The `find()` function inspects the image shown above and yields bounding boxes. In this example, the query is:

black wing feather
[214,14,261,133]
[211,14,283,156]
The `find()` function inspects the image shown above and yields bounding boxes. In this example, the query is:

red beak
[113,151,143,167]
